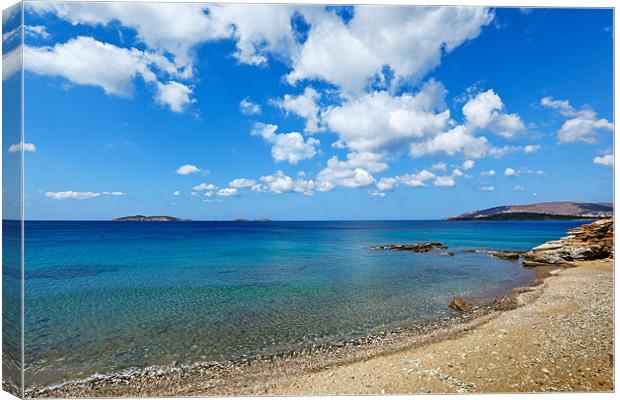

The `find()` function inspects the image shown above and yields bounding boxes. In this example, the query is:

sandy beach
[267,259,613,394]
[29,257,613,397]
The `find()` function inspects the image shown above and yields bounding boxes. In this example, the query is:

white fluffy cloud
[411,125,489,159]
[3,45,21,81]
[8,142,36,153]
[431,162,447,171]
[252,171,316,196]
[173,190,181,196]
[541,96,613,144]
[462,160,475,170]
[478,186,495,192]
[229,178,257,188]
[513,185,525,192]
[24,36,192,112]
[288,7,493,93]
[434,176,455,187]
[376,170,436,191]
[217,187,238,197]
[593,154,613,167]
[275,87,321,133]
[45,190,125,200]
[480,169,496,177]
[25,25,50,39]
[316,152,388,191]
[156,81,194,112]
[239,97,262,115]
[462,90,525,138]
[176,164,201,175]
[193,183,218,191]
[27,2,296,71]
[504,167,517,177]
[323,81,450,153]
[251,123,320,164]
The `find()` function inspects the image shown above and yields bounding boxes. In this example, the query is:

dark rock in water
[440,251,455,257]
[464,249,524,260]
[523,218,613,266]
[369,242,447,252]
[449,297,471,312]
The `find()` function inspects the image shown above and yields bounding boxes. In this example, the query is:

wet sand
[28,259,613,397]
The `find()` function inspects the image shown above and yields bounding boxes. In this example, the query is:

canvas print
[2,2,614,398]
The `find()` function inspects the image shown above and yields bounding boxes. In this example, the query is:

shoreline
[26,262,565,398]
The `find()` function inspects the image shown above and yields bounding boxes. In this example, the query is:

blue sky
[3,4,614,220]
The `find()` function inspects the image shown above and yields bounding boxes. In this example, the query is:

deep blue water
[21,219,586,387]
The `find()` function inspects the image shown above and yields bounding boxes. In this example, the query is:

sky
[2,3,614,220]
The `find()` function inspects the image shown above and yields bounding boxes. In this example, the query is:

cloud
[323,81,450,153]
[275,86,321,133]
[593,154,613,167]
[193,182,218,191]
[370,190,386,198]
[434,176,455,187]
[176,164,201,175]
[251,122,320,164]
[253,170,316,196]
[504,167,517,177]
[513,185,525,192]
[45,190,125,200]
[462,160,475,170]
[316,151,387,191]
[27,2,296,71]
[173,190,181,196]
[8,142,36,153]
[376,170,436,191]
[239,97,262,115]
[156,81,194,112]
[478,186,495,192]
[229,178,257,188]
[25,25,50,39]
[541,96,613,144]
[25,36,181,95]
[287,7,493,93]
[461,89,525,138]
[24,36,194,112]
[503,167,543,177]
[3,45,21,81]
[523,144,540,153]
[480,169,496,177]
[217,187,238,196]
[451,168,464,177]
[431,162,447,171]
[411,125,489,159]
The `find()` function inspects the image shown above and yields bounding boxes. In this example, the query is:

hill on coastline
[448,201,613,221]
[113,215,191,222]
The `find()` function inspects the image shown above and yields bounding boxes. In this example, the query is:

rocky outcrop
[449,297,472,312]
[522,218,613,266]
[369,242,447,252]
[113,215,191,222]
[464,249,524,261]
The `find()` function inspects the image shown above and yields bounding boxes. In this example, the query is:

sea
[13,219,587,388]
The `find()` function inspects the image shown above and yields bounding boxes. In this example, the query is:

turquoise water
[21,220,584,388]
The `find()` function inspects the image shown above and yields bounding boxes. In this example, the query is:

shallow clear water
[22,220,586,387]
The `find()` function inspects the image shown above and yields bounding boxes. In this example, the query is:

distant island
[448,201,613,221]
[113,215,192,222]
[233,218,271,222]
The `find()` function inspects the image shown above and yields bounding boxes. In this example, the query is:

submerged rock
[370,242,447,252]
[523,218,613,266]
[464,249,524,261]
[440,252,455,257]
[449,297,472,312]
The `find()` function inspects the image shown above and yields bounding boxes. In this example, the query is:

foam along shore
[27,219,614,397]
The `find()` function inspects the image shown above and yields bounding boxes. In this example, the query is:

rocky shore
[25,219,614,397]
[523,218,613,266]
